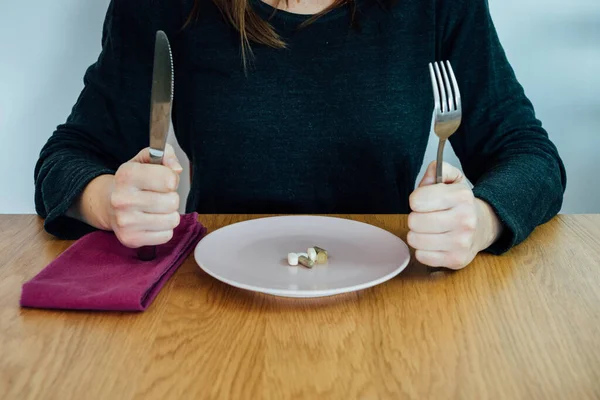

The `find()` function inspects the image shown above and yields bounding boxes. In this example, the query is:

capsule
[314,246,328,264]
[307,247,317,262]
[287,253,299,266]
[317,252,328,264]
[298,255,314,268]
[314,246,328,256]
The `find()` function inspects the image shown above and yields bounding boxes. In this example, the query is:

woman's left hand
[407,161,503,269]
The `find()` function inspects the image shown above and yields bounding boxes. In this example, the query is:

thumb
[162,144,183,173]
[418,161,464,187]
[130,143,183,173]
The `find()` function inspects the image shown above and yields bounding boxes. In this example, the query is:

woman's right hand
[70,144,183,248]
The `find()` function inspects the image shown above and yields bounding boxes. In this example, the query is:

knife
[137,30,174,261]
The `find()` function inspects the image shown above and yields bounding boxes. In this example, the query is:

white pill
[307,247,317,262]
[287,253,299,266]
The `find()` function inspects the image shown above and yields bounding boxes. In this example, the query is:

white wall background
[1,0,599,214]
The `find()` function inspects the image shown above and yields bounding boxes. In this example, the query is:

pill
[307,247,317,262]
[317,252,328,264]
[314,246,328,256]
[298,255,314,268]
[287,253,298,266]
[314,246,328,264]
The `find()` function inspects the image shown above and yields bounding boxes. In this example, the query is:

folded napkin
[20,212,207,312]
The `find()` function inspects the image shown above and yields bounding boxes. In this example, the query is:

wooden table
[1,214,599,400]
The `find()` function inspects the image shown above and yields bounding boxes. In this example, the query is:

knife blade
[137,30,174,262]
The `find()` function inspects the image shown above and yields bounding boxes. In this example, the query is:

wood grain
[0,214,599,400]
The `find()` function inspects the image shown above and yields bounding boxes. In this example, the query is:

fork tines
[428,61,461,114]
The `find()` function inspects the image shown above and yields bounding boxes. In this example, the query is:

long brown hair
[184,0,355,69]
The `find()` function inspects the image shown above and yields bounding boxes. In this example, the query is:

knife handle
[137,245,157,261]
[136,149,165,261]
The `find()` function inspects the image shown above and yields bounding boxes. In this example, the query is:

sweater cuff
[42,167,115,240]
[472,184,521,255]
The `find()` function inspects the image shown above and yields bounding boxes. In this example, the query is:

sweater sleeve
[437,0,567,254]
[34,1,182,239]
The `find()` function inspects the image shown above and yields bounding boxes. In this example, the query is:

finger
[111,191,180,213]
[415,250,472,270]
[114,211,180,232]
[418,161,464,187]
[408,210,454,234]
[415,250,446,267]
[407,231,473,252]
[131,144,183,173]
[409,182,474,213]
[408,204,477,234]
[162,144,183,172]
[418,161,437,187]
[115,162,179,193]
[118,230,175,248]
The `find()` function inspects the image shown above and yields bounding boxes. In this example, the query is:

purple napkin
[20,212,207,312]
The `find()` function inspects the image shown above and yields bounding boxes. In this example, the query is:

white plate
[194,215,410,298]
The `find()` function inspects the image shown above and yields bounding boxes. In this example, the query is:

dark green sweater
[34,0,566,254]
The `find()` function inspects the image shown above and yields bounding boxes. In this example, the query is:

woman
[34,0,566,269]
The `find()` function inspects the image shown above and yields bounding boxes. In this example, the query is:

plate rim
[194,215,410,298]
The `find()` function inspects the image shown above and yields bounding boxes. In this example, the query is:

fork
[428,60,462,184]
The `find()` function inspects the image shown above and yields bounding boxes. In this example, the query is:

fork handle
[436,139,446,184]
